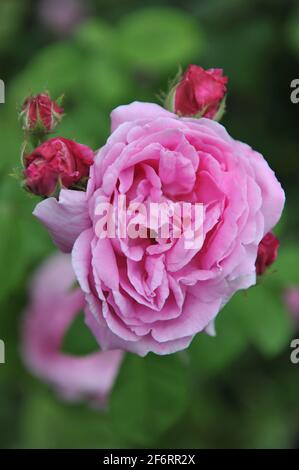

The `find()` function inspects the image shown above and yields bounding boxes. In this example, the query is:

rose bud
[255,232,280,275]
[20,92,64,134]
[166,65,228,120]
[23,137,94,197]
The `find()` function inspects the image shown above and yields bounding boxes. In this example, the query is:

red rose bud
[167,65,228,120]
[23,137,94,197]
[255,232,280,275]
[20,93,64,133]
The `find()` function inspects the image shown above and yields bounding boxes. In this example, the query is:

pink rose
[22,253,123,405]
[34,102,285,356]
[24,137,94,197]
[255,232,280,275]
[20,93,64,133]
[173,65,228,118]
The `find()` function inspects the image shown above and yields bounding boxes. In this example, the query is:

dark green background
[0,0,299,449]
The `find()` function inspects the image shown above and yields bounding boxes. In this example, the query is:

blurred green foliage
[0,0,299,450]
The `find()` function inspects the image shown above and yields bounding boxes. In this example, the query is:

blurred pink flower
[284,287,299,324]
[22,253,123,406]
[38,0,88,37]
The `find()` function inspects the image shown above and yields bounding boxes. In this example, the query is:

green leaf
[272,243,299,287]
[286,7,299,57]
[10,43,82,102]
[118,8,203,72]
[0,108,24,170]
[0,0,27,53]
[82,59,132,106]
[0,379,24,448]
[201,20,274,95]
[0,179,29,302]
[194,0,255,22]
[229,285,292,356]
[110,353,189,446]
[20,388,124,449]
[272,209,287,239]
[191,270,293,367]
[243,394,294,449]
[74,20,117,59]
[0,177,52,303]
[62,312,99,356]
[189,302,246,375]
[58,103,109,148]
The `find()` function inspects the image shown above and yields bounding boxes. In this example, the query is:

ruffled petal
[33,189,90,252]
[111,101,175,132]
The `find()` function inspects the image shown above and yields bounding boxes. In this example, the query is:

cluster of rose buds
[19,92,94,197]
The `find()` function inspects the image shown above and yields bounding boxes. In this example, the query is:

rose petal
[33,189,90,252]
[111,101,175,132]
